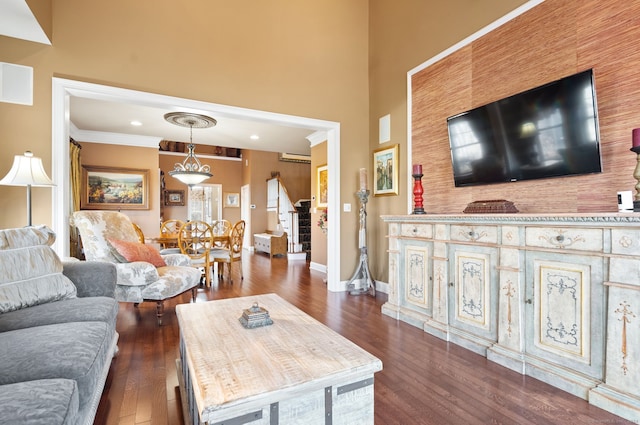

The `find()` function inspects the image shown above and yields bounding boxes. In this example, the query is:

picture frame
[316,164,328,208]
[224,192,240,208]
[81,165,149,210]
[164,189,185,206]
[373,144,399,196]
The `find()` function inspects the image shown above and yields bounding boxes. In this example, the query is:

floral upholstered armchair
[72,210,201,325]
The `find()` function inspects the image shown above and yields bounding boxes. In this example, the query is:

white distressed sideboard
[381,213,640,423]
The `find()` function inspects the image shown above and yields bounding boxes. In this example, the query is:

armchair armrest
[62,260,117,298]
[162,253,191,267]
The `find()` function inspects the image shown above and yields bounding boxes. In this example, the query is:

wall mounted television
[447,69,602,187]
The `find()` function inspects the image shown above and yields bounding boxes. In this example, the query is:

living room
[2,0,640,423]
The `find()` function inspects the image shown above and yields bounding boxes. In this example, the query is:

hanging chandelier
[164,112,217,186]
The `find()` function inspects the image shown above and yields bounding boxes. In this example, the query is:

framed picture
[316,164,328,208]
[164,190,184,206]
[81,165,149,210]
[373,144,399,196]
[224,192,240,208]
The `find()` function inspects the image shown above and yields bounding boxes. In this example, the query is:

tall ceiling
[1,0,315,156]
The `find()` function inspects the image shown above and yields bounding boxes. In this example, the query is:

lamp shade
[169,169,212,186]
[0,151,54,187]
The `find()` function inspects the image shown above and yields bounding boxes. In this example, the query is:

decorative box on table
[463,199,518,214]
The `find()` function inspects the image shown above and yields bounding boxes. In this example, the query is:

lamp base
[347,248,375,297]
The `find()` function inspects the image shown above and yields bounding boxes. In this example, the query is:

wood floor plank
[92,252,634,425]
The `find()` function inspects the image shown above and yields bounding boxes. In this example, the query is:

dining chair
[210,220,245,283]
[159,219,185,254]
[211,219,232,248]
[178,220,214,287]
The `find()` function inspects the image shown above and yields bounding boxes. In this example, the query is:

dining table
[147,234,230,249]
[147,233,230,287]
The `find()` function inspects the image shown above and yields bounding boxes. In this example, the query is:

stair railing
[266,177,302,253]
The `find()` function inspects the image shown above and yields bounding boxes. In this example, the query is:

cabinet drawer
[400,223,432,238]
[525,227,602,251]
[611,228,640,255]
[450,225,497,244]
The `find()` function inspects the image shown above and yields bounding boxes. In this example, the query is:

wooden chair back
[132,222,145,244]
[160,219,185,248]
[211,220,246,282]
[178,220,213,286]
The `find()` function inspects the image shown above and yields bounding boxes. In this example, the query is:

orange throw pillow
[107,238,167,267]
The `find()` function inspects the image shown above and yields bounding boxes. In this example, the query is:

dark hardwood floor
[95,252,633,425]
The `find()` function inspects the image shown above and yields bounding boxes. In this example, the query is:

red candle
[633,128,640,148]
[412,164,422,175]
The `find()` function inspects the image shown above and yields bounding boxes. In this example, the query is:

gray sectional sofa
[0,226,119,425]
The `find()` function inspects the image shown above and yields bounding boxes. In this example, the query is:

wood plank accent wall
[412,0,640,213]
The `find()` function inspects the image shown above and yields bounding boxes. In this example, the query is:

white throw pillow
[0,229,77,314]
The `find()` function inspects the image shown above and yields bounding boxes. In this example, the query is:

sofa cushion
[0,244,77,314]
[0,296,118,333]
[0,379,79,425]
[0,225,56,250]
[107,238,166,267]
[0,321,113,409]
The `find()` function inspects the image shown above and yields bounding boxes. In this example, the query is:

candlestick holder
[346,189,375,296]
[412,173,426,214]
[631,146,640,212]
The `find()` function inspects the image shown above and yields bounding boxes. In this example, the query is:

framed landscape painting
[81,165,149,210]
[373,144,399,196]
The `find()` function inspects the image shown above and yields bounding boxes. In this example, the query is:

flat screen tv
[447,69,602,187]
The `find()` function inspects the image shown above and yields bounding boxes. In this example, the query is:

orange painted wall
[78,142,161,237]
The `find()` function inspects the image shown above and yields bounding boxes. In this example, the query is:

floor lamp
[0,151,55,227]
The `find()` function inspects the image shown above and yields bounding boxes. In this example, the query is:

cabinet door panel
[525,252,604,378]
[448,245,498,341]
[399,241,432,315]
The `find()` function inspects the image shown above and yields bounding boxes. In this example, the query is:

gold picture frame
[316,164,328,208]
[373,144,399,196]
[164,189,184,206]
[81,165,149,210]
[224,192,240,208]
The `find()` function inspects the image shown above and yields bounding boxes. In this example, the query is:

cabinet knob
[525,298,532,304]
[449,282,454,287]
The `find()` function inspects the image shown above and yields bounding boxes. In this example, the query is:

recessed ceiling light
[250,134,259,140]
[130,120,142,126]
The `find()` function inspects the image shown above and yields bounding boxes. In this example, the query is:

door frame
[52,78,343,291]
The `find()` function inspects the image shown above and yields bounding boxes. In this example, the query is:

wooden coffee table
[176,293,383,424]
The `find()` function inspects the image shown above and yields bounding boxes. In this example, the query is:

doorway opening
[52,78,342,290]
